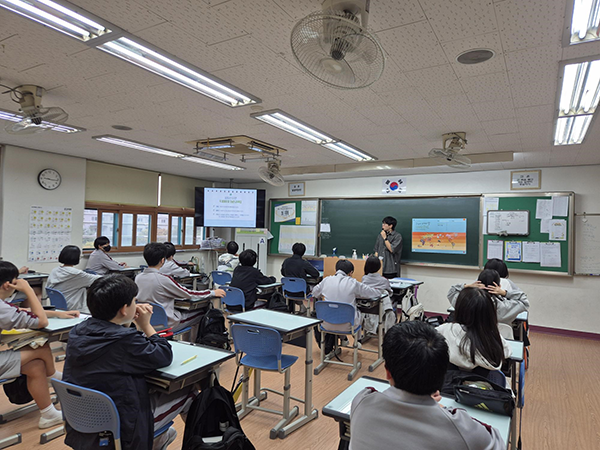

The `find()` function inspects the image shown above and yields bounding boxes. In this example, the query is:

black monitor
[195,187,266,228]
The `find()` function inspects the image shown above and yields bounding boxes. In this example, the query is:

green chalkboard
[269,199,319,255]
[482,194,573,274]
[320,197,481,267]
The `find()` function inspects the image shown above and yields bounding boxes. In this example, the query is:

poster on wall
[412,218,467,254]
[28,206,73,262]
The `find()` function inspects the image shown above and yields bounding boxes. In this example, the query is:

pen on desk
[180,355,197,365]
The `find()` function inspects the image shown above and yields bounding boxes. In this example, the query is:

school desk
[42,314,91,342]
[514,311,528,341]
[109,267,142,279]
[322,376,511,450]
[146,341,234,394]
[256,281,283,297]
[175,272,208,290]
[227,309,322,438]
[174,296,212,312]
[19,272,49,298]
[356,293,389,371]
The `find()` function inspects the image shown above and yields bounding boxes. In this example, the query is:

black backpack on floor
[196,307,230,350]
[267,290,289,312]
[182,378,255,450]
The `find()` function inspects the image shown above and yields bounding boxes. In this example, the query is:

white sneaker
[38,414,64,429]
[341,337,350,347]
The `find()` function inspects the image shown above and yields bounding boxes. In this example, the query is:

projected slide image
[204,188,257,228]
[412,218,467,254]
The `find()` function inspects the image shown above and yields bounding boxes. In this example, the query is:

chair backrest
[45,287,68,310]
[221,286,245,311]
[83,269,97,275]
[211,271,232,286]
[51,379,121,444]
[231,324,282,360]
[281,277,307,297]
[148,302,169,330]
[498,323,515,340]
[139,265,148,272]
[315,301,356,326]
[487,370,507,387]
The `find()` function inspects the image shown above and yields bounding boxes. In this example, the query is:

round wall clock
[38,168,61,190]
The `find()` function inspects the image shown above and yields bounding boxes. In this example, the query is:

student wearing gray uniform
[86,236,128,275]
[350,321,505,450]
[159,242,191,278]
[373,216,403,278]
[46,245,100,313]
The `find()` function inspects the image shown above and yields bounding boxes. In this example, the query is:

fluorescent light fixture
[0,108,85,133]
[323,141,375,162]
[92,135,245,170]
[180,156,245,171]
[554,115,593,145]
[568,0,600,44]
[93,135,182,157]
[0,0,110,41]
[554,58,600,145]
[251,109,376,161]
[97,37,260,107]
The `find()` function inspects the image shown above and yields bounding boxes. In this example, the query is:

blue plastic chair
[45,287,69,310]
[51,380,173,449]
[83,269,97,275]
[220,286,246,312]
[211,271,232,288]
[488,370,507,388]
[139,265,148,272]
[231,325,300,439]
[51,379,122,450]
[281,277,311,315]
[314,301,362,381]
[147,302,191,341]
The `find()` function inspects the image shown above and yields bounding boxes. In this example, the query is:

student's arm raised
[8,278,48,328]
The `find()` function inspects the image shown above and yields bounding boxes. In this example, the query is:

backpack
[398,288,424,322]
[266,290,289,312]
[197,307,230,350]
[182,378,255,450]
[3,375,33,405]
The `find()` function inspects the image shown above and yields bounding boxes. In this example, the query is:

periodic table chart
[28,206,73,262]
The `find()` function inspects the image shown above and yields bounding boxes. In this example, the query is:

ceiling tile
[515,105,555,126]
[462,71,512,104]
[404,64,464,100]
[472,99,516,122]
[368,0,426,32]
[441,32,507,79]
[74,0,168,33]
[420,0,498,42]
[481,118,518,136]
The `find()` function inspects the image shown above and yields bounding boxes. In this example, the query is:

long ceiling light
[92,135,245,171]
[251,109,376,161]
[554,58,600,145]
[97,37,260,107]
[0,108,85,133]
[567,0,600,44]
[0,0,110,41]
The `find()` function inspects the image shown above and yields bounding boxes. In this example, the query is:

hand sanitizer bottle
[352,249,357,259]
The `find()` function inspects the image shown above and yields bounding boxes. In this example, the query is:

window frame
[83,202,198,253]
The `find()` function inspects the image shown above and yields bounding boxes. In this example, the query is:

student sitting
[159,242,191,278]
[0,261,79,429]
[135,243,225,335]
[64,275,195,450]
[312,260,380,351]
[350,321,505,450]
[230,249,275,311]
[86,236,128,275]
[361,256,394,335]
[217,241,240,273]
[280,242,320,284]
[46,245,101,313]
[484,258,525,295]
[438,287,511,376]
[447,269,529,324]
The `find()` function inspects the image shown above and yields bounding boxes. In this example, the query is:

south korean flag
[382,177,406,194]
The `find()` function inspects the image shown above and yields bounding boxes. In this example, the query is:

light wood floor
[1,330,599,449]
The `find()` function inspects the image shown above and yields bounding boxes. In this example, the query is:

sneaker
[153,427,177,450]
[38,414,63,429]
[341,337,350,347]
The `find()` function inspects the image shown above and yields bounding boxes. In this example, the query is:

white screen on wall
[204,188,257,228]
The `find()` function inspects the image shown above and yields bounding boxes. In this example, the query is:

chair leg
[270,368,299,439]
[253,369,263,405]
[348,336,362,381]
[314,329,326,375]
[0,433,21,449]
[39,425,65,444]
[238,366,251,420]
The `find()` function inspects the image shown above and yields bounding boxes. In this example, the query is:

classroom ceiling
[0,0,599,183]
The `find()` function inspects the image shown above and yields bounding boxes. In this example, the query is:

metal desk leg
[0,433,21,449]
[369,298,385,371]
[193,277,197,291]
[279,327,319,438]
[510,361,520,450]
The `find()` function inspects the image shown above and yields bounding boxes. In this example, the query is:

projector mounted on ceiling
[428,132,472,170]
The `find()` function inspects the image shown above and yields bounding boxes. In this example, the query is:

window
[82,203,197,252]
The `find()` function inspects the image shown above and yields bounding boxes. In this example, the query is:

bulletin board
[482,193,574,275]
[268,199,319,256]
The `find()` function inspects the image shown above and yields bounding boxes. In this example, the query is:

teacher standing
[373,216,403,278]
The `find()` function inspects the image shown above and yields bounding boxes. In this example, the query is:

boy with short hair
[86,236,128,275]
[217,241,240,273]
[280,242,320,282]
[0,261,79,429]
[135,243,225,333]
[350,321,505,450]
[230,249,275,311]
[64,274,194,450]
[159,242,191,278]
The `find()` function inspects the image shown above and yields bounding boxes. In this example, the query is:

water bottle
[352,249,357,259]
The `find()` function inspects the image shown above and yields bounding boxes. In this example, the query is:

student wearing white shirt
[46,245,101,313]
[86,236,128,275]
[159,242,191,278]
